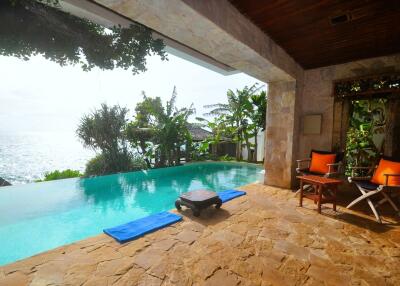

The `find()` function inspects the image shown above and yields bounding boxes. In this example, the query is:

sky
[0,52,264,134]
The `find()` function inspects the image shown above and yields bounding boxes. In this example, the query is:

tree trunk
[235,141,241,161]
[185,142,191,162]
[244,137,251,162]
[235,121,241,161]
[254,130,258,162]
[176,147,181,165]
[139,141,151,168]
[212,143,218,159]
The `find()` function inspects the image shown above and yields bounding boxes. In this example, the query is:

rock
[0,177,11,187]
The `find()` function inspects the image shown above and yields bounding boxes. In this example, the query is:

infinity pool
[0,162,262,265]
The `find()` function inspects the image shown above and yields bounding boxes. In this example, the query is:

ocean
[0,131,94,184]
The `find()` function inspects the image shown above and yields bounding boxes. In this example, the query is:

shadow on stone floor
[175,207,232,226]
[298,201,399,234]
[294,180,400,230]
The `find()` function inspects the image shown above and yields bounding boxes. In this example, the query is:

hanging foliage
[334,74,400,99]
[0,0,167,74]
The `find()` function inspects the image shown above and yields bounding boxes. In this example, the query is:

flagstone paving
[1,183,400,286]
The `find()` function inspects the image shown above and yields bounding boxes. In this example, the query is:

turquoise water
[0,162,262,265]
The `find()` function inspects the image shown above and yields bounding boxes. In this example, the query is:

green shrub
[218,154,235,161]
[36,169,82,182]
[84,152,147,176]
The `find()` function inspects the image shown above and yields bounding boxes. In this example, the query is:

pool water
[0,162,262,265]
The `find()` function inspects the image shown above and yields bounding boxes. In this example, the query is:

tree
[195,115,235,159]
[249,90,267,161]
[126,94,163,168]
[203,84,263,161]
[126,87,195,167]
[345,99,386,175]
[1,0,167,74]
[77,104,142,175]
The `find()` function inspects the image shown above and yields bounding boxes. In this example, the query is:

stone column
[264,81,300,189]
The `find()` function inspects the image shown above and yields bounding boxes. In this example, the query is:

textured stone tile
[95,257,134,276]
[137,273,162,286]
[175,229,200,244]
[204,269,239,286]
[132,248,165,270]
[151,238,178,251]
[307,265,351,286]
[117,238,151,256]
[0,271,29,286]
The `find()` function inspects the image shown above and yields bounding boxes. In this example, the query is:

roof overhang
[60,0,238,76]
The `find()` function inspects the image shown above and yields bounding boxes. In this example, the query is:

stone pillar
[264,81,300,189]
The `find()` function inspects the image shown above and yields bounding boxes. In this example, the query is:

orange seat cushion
[371,159,400,186]
[309,152,336,174]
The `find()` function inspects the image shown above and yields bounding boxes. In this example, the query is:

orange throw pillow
[371,159,400,186]
[309,152,336,174]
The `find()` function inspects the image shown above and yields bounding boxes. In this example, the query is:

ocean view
[0,132,94,184]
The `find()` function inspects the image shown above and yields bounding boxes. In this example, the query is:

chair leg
[346,186,382,223]
[366,198,382,223]
[380,192,400,215]
[346,189,380,208]
[295,184,312,195]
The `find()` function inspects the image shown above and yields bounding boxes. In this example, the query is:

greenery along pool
[0,162,262,265]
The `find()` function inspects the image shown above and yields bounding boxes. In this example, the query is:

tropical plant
[190,141,211,161]
[77,103,141,176]
[84,153,147,177]
[195,115,235,159]
[249,90,267,162]
[345,99,386,175]
[126,87,195,167]
[1,0,166,74]
[36,169,82,182]
[201,84,265,162]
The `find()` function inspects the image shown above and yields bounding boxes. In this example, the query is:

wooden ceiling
[228,0,400,69]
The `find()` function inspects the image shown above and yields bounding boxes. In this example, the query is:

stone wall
[297,54,400,160]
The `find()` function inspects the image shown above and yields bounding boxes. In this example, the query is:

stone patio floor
[1,183,400,286]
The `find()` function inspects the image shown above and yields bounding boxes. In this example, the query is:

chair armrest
[348,166,373,170]
[348,176,371,183]
[383,173,400,186]
[296,159,311,170]
[349,166,375,177]
[326,162,342,175]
